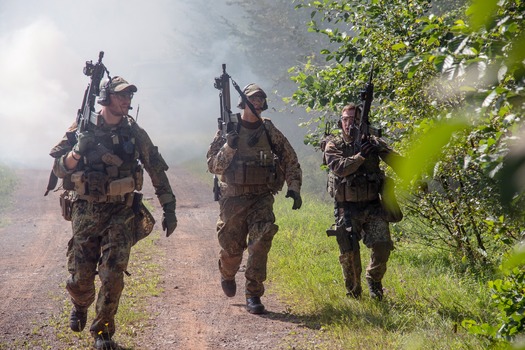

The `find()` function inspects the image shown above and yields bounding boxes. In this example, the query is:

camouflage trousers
[66,200,135,338]
[217,192,278,298]
[336,200,393,296]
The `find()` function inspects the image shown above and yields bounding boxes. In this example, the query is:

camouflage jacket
[207,118,302,197]
[324,134,402,202]
[50,114,175,207]
[324,134,401,178]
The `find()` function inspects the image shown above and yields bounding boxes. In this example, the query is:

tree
[290,0,524,266]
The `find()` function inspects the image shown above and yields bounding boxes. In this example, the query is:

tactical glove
[85,144,124,166]
[162,201,177,237]
[226,131,239,149]
[73,132,95,156]
[360,141,378,158]
[285,190,302,210]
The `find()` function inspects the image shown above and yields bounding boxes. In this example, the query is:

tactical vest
[63,117,144,202]
[221,123,284,195]
[327,136,384,202]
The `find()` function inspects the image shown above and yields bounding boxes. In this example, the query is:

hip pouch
[133,196,155,246]
[59,191,75,221]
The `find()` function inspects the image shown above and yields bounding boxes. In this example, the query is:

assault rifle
[77,51,108,133]
[214,64,241,138]
[44,51,109,196]
[212,64,241,201]
[351,63,382,152]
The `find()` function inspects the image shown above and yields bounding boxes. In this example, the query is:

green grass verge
[0,164,17,227]
[268,194,495,350]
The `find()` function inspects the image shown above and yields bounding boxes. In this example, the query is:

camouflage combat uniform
[324,134,401,298]
[50,115,175,337]
[207,118,301,298]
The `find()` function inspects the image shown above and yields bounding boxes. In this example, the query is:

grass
[0,164,17,227]
[268,193,495,350]
[0,159,504,349]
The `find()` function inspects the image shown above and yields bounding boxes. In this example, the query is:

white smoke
[0,0,265,169]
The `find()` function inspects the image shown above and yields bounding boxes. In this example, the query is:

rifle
[44,51,109,196]
[212,64,241,201]
[351,63,382,153]
[77,51,108,133]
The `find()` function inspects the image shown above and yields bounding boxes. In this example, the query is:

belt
[221,185,271,197]
[77,192,134,204]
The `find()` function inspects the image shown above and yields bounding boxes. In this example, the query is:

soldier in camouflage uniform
[49,76,177,349]
[324,103,403,300]
[207,83,302,314]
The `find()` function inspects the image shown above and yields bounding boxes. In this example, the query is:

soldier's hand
[162,212,177,237]
[226,131,239,149]
[73,132,95,156]
[360,141,377,158]
[162,201,177,237]
[285,190,302,210]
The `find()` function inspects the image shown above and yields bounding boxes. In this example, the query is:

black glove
[285,190,302,210]
[226,131,239,149]
[162,202,177,237]
[360,141,377,158]
[73,131,95,156]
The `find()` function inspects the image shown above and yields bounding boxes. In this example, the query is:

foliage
[463,243,525,346]
[289,0,525,343]
[220,0,322,89]
[290,0,524,265]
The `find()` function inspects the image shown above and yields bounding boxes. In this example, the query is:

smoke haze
[0,1,275,169]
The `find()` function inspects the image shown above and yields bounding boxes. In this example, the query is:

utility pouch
[59,191,75,221]
[107,176,135,196]
[87,171,108,197]
[223,161,267,185]
[133,200,155,246]
[71,171,87,195]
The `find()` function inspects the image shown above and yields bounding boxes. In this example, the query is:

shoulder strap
[261,119,278,155]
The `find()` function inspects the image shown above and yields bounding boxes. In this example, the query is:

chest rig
[65,117,144,202]
[221,122,283,195]
[328,136,384,202]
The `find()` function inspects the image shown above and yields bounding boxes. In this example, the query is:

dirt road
[0,167,319,349]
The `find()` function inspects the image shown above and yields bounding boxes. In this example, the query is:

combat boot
[346,285,362,299]
[246,297,265,314]
[94,334,117,350]
[221,277,236,297]
[69,307,87,332]
[367,278,384,300]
